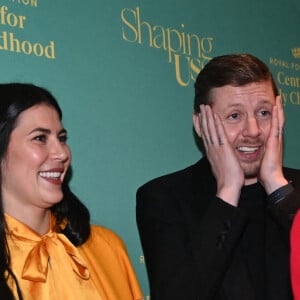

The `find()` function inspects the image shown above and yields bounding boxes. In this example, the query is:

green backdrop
[0,0,299,298]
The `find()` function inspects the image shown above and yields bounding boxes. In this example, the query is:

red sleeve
[290,210,300,299]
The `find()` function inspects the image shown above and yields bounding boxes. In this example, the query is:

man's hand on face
[198,104,244,207]
[259,96,288,194]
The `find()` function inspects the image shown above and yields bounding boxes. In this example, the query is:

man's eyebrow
[219,103,243,109]
[219,100,273,108]
[259,100,273,105]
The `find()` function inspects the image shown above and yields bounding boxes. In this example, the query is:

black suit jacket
[136,157,300,300]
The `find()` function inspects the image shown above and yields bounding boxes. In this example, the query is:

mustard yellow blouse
[5,214,144,300]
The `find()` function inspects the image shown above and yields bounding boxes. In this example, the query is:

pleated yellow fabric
[6,214,143,300]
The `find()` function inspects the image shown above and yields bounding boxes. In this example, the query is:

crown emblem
[291,48,300,59]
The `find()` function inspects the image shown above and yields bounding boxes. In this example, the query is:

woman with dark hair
[0,83,143,300]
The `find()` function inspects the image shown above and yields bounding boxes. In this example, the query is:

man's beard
[241,160,261,180]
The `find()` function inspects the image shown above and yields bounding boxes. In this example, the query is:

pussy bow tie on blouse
[11,230,90,282]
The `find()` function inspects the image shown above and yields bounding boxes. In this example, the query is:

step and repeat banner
[0,0,299,297]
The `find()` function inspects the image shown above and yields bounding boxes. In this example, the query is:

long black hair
[0,83,90,299]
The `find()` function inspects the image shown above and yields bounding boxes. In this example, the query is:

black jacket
[136,157,300,300]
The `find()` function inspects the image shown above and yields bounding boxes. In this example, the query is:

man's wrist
[267,183,294,205]
[216,186,241,207]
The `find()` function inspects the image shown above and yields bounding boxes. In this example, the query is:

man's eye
[258,110,271,117]
[229,113,239,119]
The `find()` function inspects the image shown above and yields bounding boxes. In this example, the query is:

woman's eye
[33,135,46,142]
[58,135,68,143]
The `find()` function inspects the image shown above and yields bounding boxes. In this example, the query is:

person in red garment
[291,210,300,299]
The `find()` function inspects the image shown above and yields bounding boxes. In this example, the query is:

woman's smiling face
[1,104,71,214]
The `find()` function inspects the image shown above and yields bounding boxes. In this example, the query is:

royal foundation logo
[292,48,300,59]
[121,6,214,87]
[269,47,300,106]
